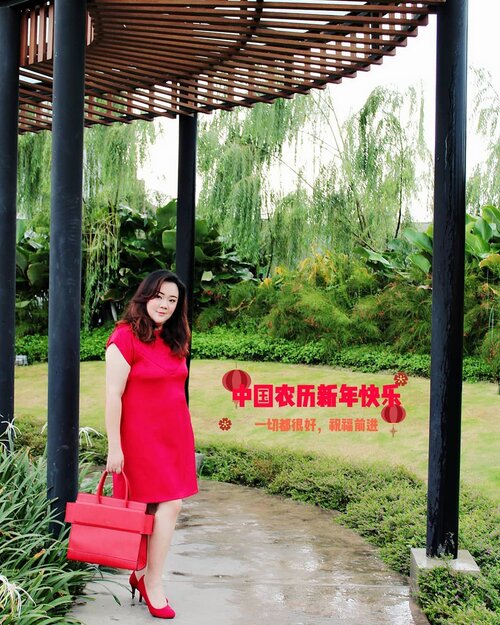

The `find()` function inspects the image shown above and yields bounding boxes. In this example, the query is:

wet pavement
[69,478,429,625]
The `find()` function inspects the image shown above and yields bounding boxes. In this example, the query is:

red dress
[106,323,199,503]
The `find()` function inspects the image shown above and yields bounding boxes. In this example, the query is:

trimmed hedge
[15,326,112,364]
[15,421,108,466]
[15,326,495,382]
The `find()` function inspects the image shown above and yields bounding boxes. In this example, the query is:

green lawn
[14,359,499,502]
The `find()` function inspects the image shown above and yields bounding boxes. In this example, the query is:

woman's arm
[105,343,131,473]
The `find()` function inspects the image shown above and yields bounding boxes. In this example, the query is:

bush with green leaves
[350,280,432,353]
[195,440,499,625]
[220,215,497,359]
[14,325,496,382]
[481,328,500,388]
[225,253,382,348]
[417,568,499,625]
[354,205,499,356]
[263,281,352,346]
[15,200,257,335]
[0,445,96,624]
[13,420,108,467]
[15,326,113,364]
[15,222,50,336]
[191,327,494,382]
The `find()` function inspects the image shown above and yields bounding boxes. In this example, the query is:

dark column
[175,112,197,402]
[0,7,20,449]
[47,0,86,528]
[426,0,468,558]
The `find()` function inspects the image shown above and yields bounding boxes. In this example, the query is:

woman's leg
[133,503,159,582]
[143,499,183,608]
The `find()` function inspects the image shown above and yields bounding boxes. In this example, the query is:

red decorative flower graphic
[218,417,232,431]
[394,371,409,387]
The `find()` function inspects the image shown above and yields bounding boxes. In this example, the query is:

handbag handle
[96,470,130,507]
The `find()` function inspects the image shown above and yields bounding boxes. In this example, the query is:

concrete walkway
[69,478,429,625]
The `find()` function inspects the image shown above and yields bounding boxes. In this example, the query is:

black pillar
[47,0,86,527]
[426,0,468,558]
[175,112,197,402]
[0,7,20,449]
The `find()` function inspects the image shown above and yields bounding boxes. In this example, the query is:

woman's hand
[106,447,124,474]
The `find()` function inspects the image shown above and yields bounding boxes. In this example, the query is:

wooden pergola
[16,0,440,132]
[0,0,469,563]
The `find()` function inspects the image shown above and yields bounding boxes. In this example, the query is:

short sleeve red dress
[106,323,199,503]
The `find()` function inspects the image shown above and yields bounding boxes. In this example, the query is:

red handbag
[65,471,154,570]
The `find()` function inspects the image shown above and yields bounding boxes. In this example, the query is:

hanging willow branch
[17,119,157,329]
[467,68,500,212]
[82,120,155,328]
[197,85,432,270]
[17,130,52,220]
[197,95,315,263]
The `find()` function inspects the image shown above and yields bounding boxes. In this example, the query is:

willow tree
[197,85,431,270]
[308,86,431,253]
[467,68,500,212]
[197,95,315,264]
[81,121,155,327]
[17,119,156,328]
[17,130,52,221]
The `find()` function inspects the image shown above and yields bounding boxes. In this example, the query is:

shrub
[417,568,499,625]
[14,419,108,466]
[14,334,49,363]
[481,328,500,386]
[263,282,353,347]
[14,325,496,383]
[193,304,228,332]
[15,326,112,365]
[191,327,495,382]
[0,445,96,624]
[80,325,114,361]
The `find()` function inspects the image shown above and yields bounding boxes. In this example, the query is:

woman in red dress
[105,270,199,619]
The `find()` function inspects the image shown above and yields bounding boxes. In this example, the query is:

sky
[139,1,500,220]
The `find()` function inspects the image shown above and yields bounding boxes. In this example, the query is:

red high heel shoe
[137,576,175,619]
[129,570,140,599]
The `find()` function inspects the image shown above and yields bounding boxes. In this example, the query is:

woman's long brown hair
[119,270,191,358]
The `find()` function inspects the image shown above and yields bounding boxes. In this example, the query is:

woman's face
[146,281,179,326]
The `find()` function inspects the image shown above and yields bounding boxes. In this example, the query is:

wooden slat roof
[18,0,445,133]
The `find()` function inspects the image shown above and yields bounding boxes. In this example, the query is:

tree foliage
[198,96,313,264]
[215,205,499,362]
[17,120,154,220]
[467,69,500,212]
[81,121,156,328]
[17,121,156,329]
[15,201,256,333]
[316,86,431,250]
[197,85,432,270]
[17,131,52,219]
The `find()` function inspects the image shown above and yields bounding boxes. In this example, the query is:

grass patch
[14,359,500,502]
